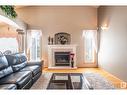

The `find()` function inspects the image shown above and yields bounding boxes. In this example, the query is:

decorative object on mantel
[55,32,71,45]
[48,36,51,45]
[70,53,75,68]
[51,38,53,45]
[48,36,54,45]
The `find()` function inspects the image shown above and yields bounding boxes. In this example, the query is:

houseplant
[0,5,17,18]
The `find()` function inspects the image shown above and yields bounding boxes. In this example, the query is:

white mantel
[48,45,77,69]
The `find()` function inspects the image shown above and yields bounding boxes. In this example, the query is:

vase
[71,58,74,68]
[48,36,51,45]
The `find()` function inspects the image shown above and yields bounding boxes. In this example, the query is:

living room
[0,5,127,91]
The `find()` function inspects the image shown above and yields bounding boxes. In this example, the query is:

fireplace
[48,45,77,69]
[55,52,70,66]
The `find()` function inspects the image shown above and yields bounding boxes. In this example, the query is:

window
[83,30,97,63]
[30,30,42,61]
[0,38,18,53]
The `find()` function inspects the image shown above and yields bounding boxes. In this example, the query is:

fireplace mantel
[48,45,77,69]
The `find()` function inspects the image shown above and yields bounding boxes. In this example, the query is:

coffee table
[47,73,93,89]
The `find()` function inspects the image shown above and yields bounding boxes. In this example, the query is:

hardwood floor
[44,67,127,89]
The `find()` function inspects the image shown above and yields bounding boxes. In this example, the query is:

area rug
[31,72,116,89]
[83,72,115,89]
[31,73,52,89]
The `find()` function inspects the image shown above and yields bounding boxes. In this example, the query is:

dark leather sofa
[0,52,43,89]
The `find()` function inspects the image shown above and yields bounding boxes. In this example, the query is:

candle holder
[51,38,53,45]
[48,36,51,45]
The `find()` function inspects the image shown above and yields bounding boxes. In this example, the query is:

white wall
[16,6,97,67]
[98,6,127,82]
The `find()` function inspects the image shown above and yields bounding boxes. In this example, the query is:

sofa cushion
[0,84,17,89]
[0,66,13,79]
[12,61,27,72]
[6,53,27,65]
[0,71,32,89]
[5,53,27,72]
[0,56,13,79]
[21,65,41,76]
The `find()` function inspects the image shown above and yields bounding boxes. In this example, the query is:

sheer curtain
[27,30,42,61]
[83,30,97,64]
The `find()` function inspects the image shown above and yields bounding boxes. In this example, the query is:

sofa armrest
[27,60,44,67]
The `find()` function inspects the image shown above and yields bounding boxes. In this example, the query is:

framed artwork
[55,32,71,45]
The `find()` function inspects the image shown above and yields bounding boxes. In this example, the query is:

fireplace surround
[48,45,77,69]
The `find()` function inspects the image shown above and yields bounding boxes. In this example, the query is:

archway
[0,13,27,53]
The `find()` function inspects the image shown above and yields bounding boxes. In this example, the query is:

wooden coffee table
[47,73,93,89]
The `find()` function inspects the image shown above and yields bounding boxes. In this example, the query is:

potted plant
[0,5,17,18]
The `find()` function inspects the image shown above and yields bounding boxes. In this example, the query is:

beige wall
[98,6,127,82]
[16,6,97,67]
[0,25,18,38]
